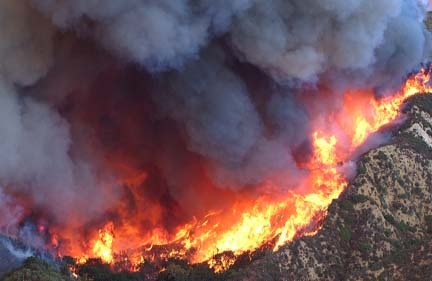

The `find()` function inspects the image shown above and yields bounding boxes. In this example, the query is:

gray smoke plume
[0,0,429,251]
[0,0,119,238]
[0,186,23,234]
[0,236,33,260]
[27,0,430,186]
[31,0,253,70]
[157,49,264,168]
[0,1,53,85]
[31,0,429,80]
[0,81,118,224]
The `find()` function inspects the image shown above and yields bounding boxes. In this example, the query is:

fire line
[60,67,432,273]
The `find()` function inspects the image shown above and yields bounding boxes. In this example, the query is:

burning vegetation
[60,68,432,274]
[0,0,431,279]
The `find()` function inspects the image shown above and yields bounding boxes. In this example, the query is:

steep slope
[1,98,431,281]
[0,257,72,281]
[232,94,432,281]
[0,236,32,278]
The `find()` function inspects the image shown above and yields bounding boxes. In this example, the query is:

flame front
[92,222,114,264]
[60,67,431,272]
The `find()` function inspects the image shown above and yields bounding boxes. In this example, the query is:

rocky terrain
[230,94,432,281]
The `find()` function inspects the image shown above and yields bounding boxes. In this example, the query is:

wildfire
[67,67,431,272]
[312,132,338,166]
[79,222,115,264]
[342,67,432,148]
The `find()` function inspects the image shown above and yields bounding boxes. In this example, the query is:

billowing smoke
[0,0,118,241]
[0,0,429,256]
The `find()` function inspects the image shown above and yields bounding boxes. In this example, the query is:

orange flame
[342,68,432,148]
[64,67,431,272]
[90,222,115,264]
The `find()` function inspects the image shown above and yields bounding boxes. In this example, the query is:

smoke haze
[0,0,429,255]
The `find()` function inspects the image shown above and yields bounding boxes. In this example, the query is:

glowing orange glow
[56,67,431,272]
[91,222,114,264]
[340,67,432,148]
[312,132,338,166]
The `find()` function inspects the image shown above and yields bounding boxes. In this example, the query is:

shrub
[425,215,432,233]
[158,264,189,281]
[357,164,367,175]
[397,221,415,233]
[376,151,388,162]
[384,229,392,238]
[2,257,70,281]
[398,132,432,158]
[341,201,354,212]
[384,214,396,225]
[77,259,142,281]
[350,194,369,204]
[413,187,423,196]
[157,260,230,281]
[339,226,352,242]
[358,243,372,253]
[377,184,387,195]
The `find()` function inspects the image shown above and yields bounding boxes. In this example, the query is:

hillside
[0,3,430,281]
[0,236,31,278]
[2,95,430,281]
[0,258,72,281]
[230,94,432,280]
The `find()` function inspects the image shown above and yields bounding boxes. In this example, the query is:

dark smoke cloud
[31,0,428,81]
[0,78,119,229]
[0,1,53,85]
[157,48,264,168]
[31,0,253,70]
[0,1,119,238]
[374,0,430,84]
[0,0,429,249]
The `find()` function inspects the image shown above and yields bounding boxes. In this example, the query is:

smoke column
[0,0,429,259]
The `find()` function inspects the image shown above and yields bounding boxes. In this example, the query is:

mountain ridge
[230,94,432,281]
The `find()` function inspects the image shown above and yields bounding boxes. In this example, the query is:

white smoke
[0,237,33,260]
